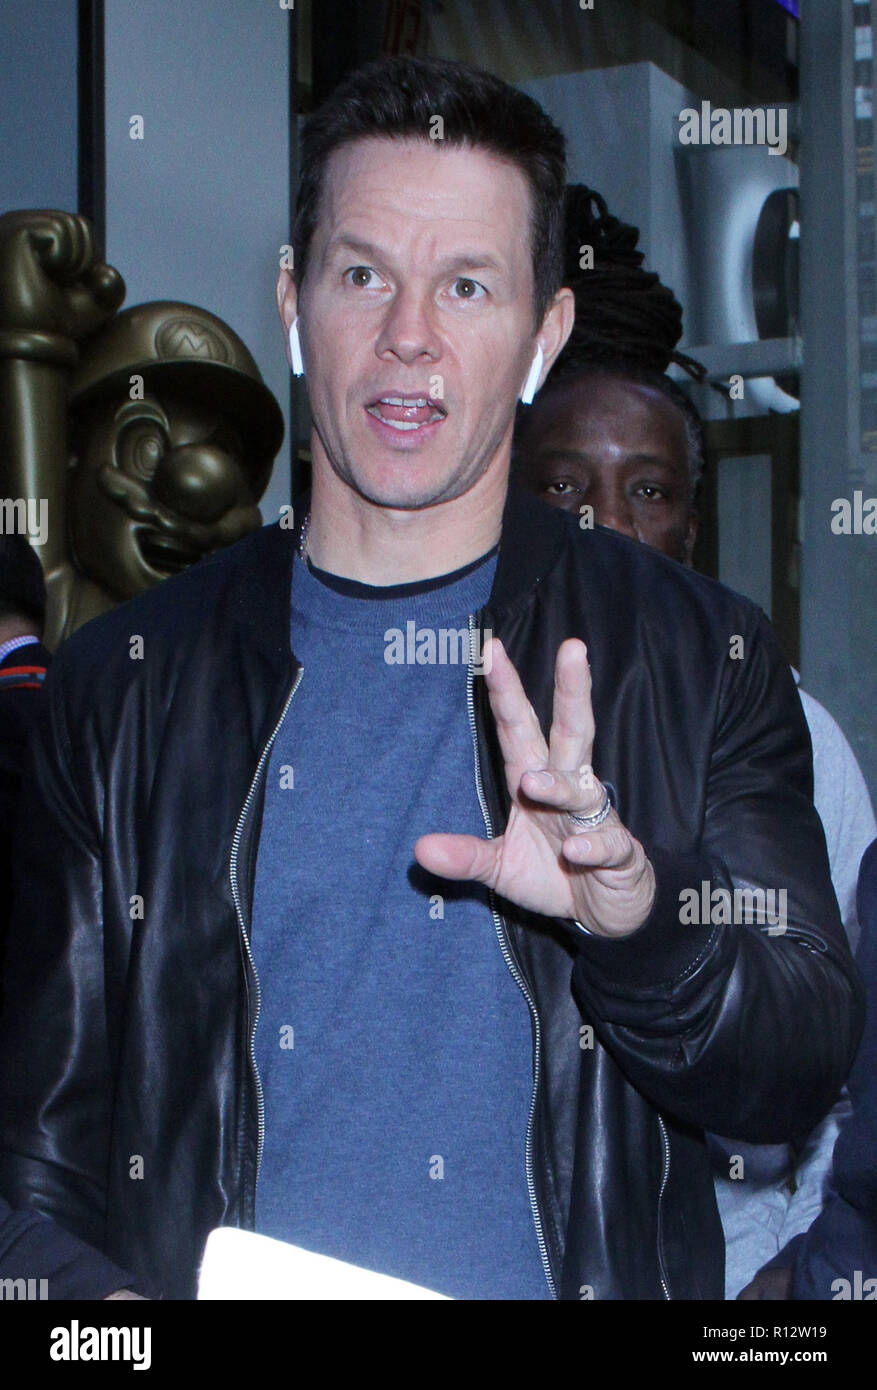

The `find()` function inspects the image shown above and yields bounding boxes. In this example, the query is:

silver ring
[566,788,612,829]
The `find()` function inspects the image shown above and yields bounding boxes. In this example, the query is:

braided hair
[556,184,705,380]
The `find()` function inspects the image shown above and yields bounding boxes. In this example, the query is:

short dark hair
[0,533,46,634]
[292,56,567,326]
[516,355,707,504]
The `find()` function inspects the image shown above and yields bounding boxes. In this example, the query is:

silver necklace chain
[297,509,311,561]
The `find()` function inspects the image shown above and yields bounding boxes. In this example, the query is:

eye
[634,484,668,501]
[545,480,579,496]
[118,423,166,482]
[448,276,486,301]
[344,265,382,289]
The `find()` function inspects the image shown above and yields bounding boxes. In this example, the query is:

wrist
[573,854,657,939]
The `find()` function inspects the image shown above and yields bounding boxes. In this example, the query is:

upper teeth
[380,397,430,407]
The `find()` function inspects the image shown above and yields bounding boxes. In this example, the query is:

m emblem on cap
[154,317,230,363]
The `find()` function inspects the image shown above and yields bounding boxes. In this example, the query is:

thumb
[414,832,499,885]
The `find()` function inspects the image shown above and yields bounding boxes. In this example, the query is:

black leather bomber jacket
[0,484,865,1300]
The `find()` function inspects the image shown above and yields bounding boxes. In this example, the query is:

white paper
[197,1227,451,1300]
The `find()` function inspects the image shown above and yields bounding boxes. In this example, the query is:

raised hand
[414,637,656,938]
[0,210,125,340]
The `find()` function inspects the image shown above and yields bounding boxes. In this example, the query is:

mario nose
[152,444,244,523]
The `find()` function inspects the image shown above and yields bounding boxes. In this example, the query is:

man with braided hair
[514,186,875,1299]
[512,184,708,559]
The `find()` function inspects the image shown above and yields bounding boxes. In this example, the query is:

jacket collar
[232,480,569,675]
[488,480,568,615]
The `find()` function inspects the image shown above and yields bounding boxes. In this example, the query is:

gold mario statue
[0,210,284,649]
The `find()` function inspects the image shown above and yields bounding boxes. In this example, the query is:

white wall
[0,0,78,213]
[104,0,292,520]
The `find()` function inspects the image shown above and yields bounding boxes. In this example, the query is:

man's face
[518,374,698,565]
[292,136,547,510]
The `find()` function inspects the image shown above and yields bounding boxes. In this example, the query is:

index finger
[482,637,550,790]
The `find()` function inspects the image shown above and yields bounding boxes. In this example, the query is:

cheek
[300,306,356,380]
[664,511,691,538]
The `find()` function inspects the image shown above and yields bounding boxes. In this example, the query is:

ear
[276,269,299,366]
[536,286,576,381]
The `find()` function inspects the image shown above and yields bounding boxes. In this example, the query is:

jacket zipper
[467,615,557,1300]
[229,665,304,1197]
[656,1115,672,1299]
[228,622,665,1297]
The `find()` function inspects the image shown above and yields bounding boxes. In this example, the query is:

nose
[374,284,440,364]
[593,487,638,543]
[152,444,245,523]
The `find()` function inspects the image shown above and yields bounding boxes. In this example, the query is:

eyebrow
[325,235,506,277]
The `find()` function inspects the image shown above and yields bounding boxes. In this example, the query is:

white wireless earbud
[519,344,544,404]
[288,318,305,377]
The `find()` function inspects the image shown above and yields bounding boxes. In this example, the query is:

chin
[343,459,464,513]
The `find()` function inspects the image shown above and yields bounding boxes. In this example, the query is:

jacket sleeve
[0,646,113,1253]
[0,1193,142,1300]
[569,606,865,1144]
[790,839,877,1295]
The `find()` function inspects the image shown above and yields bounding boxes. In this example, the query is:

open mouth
[138,529,206,573]
[365,395,447,432]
